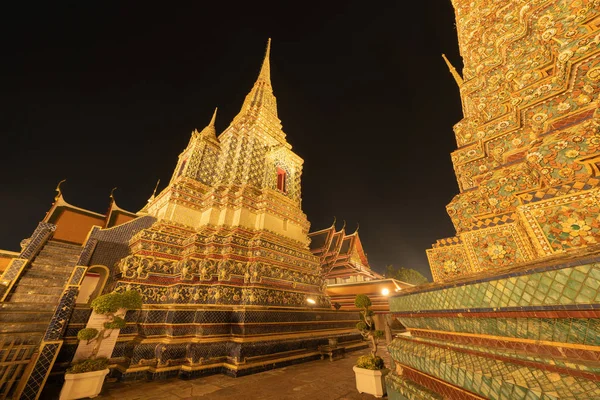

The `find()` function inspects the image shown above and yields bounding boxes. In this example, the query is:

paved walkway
[93,346,391,400]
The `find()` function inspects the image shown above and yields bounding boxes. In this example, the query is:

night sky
[0,2,463,280]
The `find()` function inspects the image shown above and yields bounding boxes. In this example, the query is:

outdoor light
[306,298,316,304]
[381,288,390,296]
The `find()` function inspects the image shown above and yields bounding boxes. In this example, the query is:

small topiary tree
[68,290,142,373]
[354,294,385,369]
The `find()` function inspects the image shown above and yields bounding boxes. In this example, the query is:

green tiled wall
[388,338,600,399]
[390,263,600,312]
[397,317,600,346]
[386,372,442,400]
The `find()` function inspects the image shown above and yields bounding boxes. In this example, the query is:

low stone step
[8,293,61,304]
[12,285,65,296]
[32,256,79,266]
[18,276,69,286]
[0,311,54,323]
[25,264,74,274]
[0,321,50,334]
[0,302,57,312]
[45,241,82,250]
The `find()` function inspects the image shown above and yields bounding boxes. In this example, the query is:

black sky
[0,1,463,280]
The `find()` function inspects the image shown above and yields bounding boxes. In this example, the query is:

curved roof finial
[355,222,360,233]
[54,179,66,201]
[331,216,336,229]
[442,53,463,87]
[109,187,118,201]
[341,220,346,231]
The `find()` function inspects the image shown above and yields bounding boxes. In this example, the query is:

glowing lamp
[381,288,390,296]
[306,298,316,304]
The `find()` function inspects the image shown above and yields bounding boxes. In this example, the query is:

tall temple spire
[257,38,272,87]
[442,54,464,87]
[232,39,280,126]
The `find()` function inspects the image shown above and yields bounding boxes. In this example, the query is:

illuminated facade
[0,40,365,399]
[308,221,383,285]
[387,1,600,399]
[309,221,412,313]
[427,0,600,282]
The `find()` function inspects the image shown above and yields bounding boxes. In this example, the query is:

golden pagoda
[116,39,328,309]
[0,40,365,398]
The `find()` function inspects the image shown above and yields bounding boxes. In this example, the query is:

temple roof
[43,184,139,244]
[308,222,383,281]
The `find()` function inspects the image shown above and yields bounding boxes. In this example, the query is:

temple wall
[388,255,600,399]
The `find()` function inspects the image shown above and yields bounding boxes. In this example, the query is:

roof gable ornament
[54,179,66,202]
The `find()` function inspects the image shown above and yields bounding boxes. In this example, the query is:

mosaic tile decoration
[386,372,444,400]
[390,261,600,313]
[425,0,600,282]
[398,316,600,349]
[19,341,62,400]
[388,337,600,399]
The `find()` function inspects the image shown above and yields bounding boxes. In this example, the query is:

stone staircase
[0,240,81,398]
[2,241,81,337]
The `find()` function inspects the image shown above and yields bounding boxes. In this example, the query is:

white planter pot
[60,369,109,399]
[353,366,390,398]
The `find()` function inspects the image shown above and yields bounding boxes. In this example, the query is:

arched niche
[75,265,110,305]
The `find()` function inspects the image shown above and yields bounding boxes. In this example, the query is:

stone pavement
[92,346,391,400]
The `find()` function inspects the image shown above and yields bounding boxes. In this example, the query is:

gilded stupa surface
[386,1,600,399]
[0,40,365,399]
[427,0,600,282]
[118,39,328,309]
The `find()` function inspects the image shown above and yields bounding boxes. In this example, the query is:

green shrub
[356,355,385,370]
[103,316,127,330]
[67,358,109,374]
[77,328,99,341]
[356,321,367,331]
[91,290,142,315]
[90,293,121,314]
[354,294,371,309]
[120,290,143,310]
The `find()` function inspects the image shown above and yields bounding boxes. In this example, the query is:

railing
[0,336,38,399]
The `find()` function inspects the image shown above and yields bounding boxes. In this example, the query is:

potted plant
[60,290,142,400]
[352,294,389,398]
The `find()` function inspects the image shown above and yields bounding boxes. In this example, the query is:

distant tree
[384,265,429,286]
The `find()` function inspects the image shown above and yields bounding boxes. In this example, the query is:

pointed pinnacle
[209,107,218,126]
[258,38,272,86]
[442,53,463,87]
[198,108,218,140]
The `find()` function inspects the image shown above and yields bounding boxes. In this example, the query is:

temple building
[0,39,366,399]
[309,221,413,313]
[387,1,600,399]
